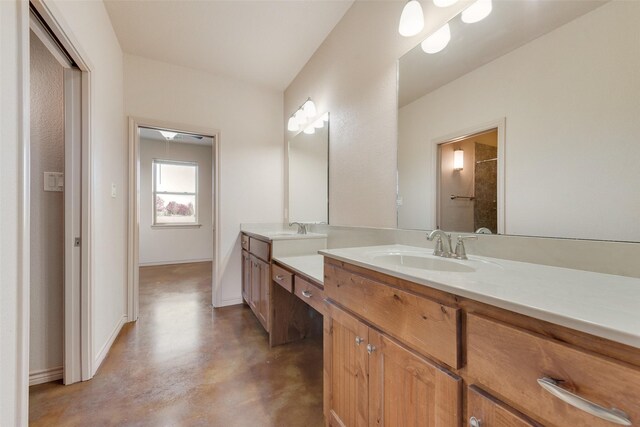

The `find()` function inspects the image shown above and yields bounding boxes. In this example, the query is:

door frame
[127,117,221,321]
[432,118,506,234]
[29,0,94,383]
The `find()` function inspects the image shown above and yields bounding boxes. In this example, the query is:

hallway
[29,262,323,426]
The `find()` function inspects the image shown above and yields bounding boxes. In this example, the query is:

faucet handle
[454,235,477,260]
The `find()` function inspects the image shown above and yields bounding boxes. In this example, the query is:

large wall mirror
[397,0,640,242]
[288,113,329,223]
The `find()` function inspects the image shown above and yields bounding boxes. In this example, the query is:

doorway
[28,3,91,385]
[128,119,220,322]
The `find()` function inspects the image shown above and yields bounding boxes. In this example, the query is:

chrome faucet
[453,235,477,260]
[289,222,307,235]
[427,230,452,258]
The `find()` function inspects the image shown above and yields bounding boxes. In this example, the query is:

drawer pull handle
[275,275,285,281]
[469,417,482,427]
[355,336,364,345]
[301,290,313,298]
[367,344,376,355]
[537,377,631,426]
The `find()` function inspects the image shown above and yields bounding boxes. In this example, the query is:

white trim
[29,367,63,386]
[139,259,213,267]
[92,314,126,376]
[432,118,506,234]
[150,224,203,229]
[129,117,221,320]
[219,297,244,307]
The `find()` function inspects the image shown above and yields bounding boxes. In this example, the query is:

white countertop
[319,244,640,349]
[241,224,327,241]
[273,254,324,285]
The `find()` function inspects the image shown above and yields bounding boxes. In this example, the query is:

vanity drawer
[324,263,460,368]
[467,314,640,427]
[467,385,540,427]
[241,233,249,251]
[272,264,293,292]
[249,237,270,262]
[294,276,326,316]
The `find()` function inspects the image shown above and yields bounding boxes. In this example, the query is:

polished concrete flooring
[30,262,323,426]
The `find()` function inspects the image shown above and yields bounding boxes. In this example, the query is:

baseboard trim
[29,367,63,386]
[139,258,213,267]
[216,297,243,308]
[92,314,126,376]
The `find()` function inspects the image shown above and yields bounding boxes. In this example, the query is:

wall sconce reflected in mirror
[453,148,464,170]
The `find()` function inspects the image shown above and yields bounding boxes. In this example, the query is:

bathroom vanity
[320,245,640,427]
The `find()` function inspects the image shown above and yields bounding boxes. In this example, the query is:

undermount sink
[373,254,476,273]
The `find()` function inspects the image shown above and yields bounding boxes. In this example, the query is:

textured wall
[29,31,64,377]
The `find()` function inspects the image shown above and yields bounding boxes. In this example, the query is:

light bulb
[295,109,307,126]
[303,99,317,118]
[287,116,298,132]
[461,0,492,24]
[433,0,458,7]
[159,131,177,140]
[313,118,324,129]
[303,126,315,135]
[398,0,424,37]
[421,23,450,54]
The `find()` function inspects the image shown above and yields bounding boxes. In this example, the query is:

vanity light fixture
[294,109,307,126]
[313,117,325,129]
[453,148,464,170]
[288,98,320,132]
[303,98,317,118]
[287,116,299,132]
[433,0,458,7]
[421,22,451,54]
[159,130,178,140]
[461,0,492,24]
[303,126,315,135]
[399,0,425,37]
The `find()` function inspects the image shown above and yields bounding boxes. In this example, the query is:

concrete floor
[29,262,324,426]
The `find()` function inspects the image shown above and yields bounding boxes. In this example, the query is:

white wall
[1,1,30,423]
[398,1,640,242]
[124,54,284,306]
[139,139,213,265]
[29,31,64,377]
[284,1,468,228]
[45,0,127,372]
[288,126,328,223]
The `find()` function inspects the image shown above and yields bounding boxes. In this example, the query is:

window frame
[152,159,200,227]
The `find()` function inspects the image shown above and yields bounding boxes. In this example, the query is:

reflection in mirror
[397,0,640,242]
[288,113,329,224]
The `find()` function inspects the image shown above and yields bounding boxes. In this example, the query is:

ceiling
[399,0,607,107]
[140,127,214,146]
[104,0,353,91]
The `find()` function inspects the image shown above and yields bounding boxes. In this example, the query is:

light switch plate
[44,172,64,192]
[111,183,116,198]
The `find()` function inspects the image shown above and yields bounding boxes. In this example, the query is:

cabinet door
[257,258,270,331]
[467,386,540,427]
[241,250,250,304]
[249,255,260,313]
[368,330,461,427]
[324,304,370,427]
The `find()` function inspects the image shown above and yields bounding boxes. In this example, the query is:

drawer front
[467,385,540,427]
[325,263,460,368]
[272,264,293,292]
[294,276,326,315]
[467,314,640,427]
[249,237,270,262]
[241,233,249,251]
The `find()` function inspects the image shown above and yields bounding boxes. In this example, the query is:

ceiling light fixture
[433,0,458,7]
[421,23,451,54]
[461,0,492,24]
[398,0,424,37]
[159,131,178,140]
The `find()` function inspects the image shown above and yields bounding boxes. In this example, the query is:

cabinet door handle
[469,416,481,427]
[355,336,364,345]
[537,377,631,426]
[367,344,376,355]
[275,275,284,281]
[301,290,312,298]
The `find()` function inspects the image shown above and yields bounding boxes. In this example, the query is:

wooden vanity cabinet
[324,303,461,427]
[466,386,540,427]
[242,233,271,333]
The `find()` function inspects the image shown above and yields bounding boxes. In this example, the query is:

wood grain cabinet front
[294,276,326,316]
[241,249,251,304]
[272,264,293,292]
[467,385,540,427]
[324,303,461,427]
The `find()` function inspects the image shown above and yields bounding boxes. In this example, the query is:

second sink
[373,254,476,273]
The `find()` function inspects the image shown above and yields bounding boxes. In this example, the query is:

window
[153,160,198,225]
